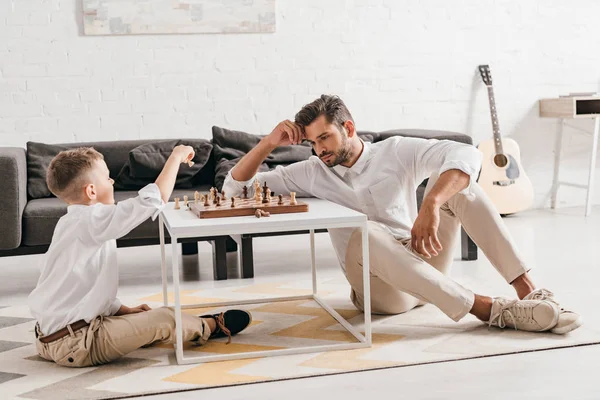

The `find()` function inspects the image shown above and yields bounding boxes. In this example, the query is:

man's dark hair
[294,95,354,132]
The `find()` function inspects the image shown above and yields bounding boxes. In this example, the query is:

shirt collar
[332,141,371,178]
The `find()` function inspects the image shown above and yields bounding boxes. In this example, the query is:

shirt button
[68,357,74,363]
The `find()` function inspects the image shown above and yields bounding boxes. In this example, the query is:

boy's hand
[172,145,195,164]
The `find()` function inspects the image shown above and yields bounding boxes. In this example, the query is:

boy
[28,145,251,367]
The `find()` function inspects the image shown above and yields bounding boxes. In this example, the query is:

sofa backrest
[26,139,216,199]
[56,139,174,178]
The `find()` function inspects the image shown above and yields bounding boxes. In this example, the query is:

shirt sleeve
[109,298,122,315]
[82,183,165,244]
[222,158,317,198]
[397,137,482,196]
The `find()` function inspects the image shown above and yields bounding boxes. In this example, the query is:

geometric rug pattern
[1,280,599,400]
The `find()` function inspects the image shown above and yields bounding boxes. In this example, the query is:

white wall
[1,0,599,209]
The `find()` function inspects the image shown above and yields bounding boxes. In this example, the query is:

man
[223,94,581,334]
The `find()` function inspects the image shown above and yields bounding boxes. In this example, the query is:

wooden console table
[539,96,600,216]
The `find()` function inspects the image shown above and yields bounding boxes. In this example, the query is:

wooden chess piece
[242,186,248,199]
[253,179,261,197]
[194,191,199,204]
[262,182,270,204]
[278,194,283,205]
[183,195,189,207]
[203,194,209,207]
[216,196,221,207]
[255,209,262,218]
[221,190,226,199]
[231,197,236,207]
[256,192,263,204]
[174,198,180,210]
[290,192,297,205]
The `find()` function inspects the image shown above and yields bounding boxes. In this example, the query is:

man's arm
[230,120,303,181]
[411,169,470,258]
[224,120,315,197]
[396,137,482,258]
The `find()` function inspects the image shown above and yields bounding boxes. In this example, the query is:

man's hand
[172,145,195,164]
[265,120,305,147]
[411,201,443,258]
[115,304,152,316]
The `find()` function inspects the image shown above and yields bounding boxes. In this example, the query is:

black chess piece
[242,186,248,199]
[262,182,269,204]
[216,196,221,207]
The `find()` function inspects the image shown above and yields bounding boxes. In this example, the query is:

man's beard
[320,136,353,167]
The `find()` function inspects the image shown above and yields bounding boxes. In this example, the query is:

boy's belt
[38,320,90,343]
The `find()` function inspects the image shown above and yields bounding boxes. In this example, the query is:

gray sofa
[0,127,478,281]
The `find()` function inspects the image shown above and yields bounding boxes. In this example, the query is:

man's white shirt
[28,184,164,335]
[223,136,482,272]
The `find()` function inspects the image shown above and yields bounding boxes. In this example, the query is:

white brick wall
[1,0,599,209]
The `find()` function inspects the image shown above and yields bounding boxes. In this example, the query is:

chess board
[188,196,309,219]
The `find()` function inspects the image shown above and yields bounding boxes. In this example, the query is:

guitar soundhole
[494,154,508,168]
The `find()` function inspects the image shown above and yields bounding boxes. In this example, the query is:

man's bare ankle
[511,273,536,299]
[470,294,493,322]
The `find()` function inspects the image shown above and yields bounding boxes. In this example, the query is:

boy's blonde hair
[46,147,104,202]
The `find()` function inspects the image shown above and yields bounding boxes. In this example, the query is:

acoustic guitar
[477,65,534,215]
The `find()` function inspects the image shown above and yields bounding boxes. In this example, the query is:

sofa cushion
[26,142,70,199]
[377,129,473,145]
[114,139,213,190]
[212,126,313,165]
[21,186,211,246]
[214,157,271,192]
[212,126,378,189]
[26,139,216,200]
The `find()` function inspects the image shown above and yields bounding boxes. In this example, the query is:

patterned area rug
[1,280,598,400]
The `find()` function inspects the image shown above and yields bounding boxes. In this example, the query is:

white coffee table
[158,198,371,365]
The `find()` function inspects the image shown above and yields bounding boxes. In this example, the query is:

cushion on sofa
[114,139,213,190]
[214,157,270,192]
[21,186,211,246]
[212,126,378,189]
[26,142,70,199]
[26,139,216,200]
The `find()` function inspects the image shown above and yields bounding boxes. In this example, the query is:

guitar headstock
[478,64,492,86]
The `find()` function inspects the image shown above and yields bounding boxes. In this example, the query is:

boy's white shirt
[28,184,165,336]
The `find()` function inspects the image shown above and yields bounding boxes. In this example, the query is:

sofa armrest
[0,147,27,250]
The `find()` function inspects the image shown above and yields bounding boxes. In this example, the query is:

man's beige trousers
[346,176,529,321]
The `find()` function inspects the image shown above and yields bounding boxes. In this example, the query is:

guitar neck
[486,85,504,155]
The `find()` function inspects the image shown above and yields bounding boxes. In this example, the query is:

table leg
[310,229,316,295]
[585,117,600,216]
[361,223,372,344]
[159,215,168,307]
[240,235,254,279]
[551,119,564,209]
[211,237,228,280]
[171,237,184,363]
